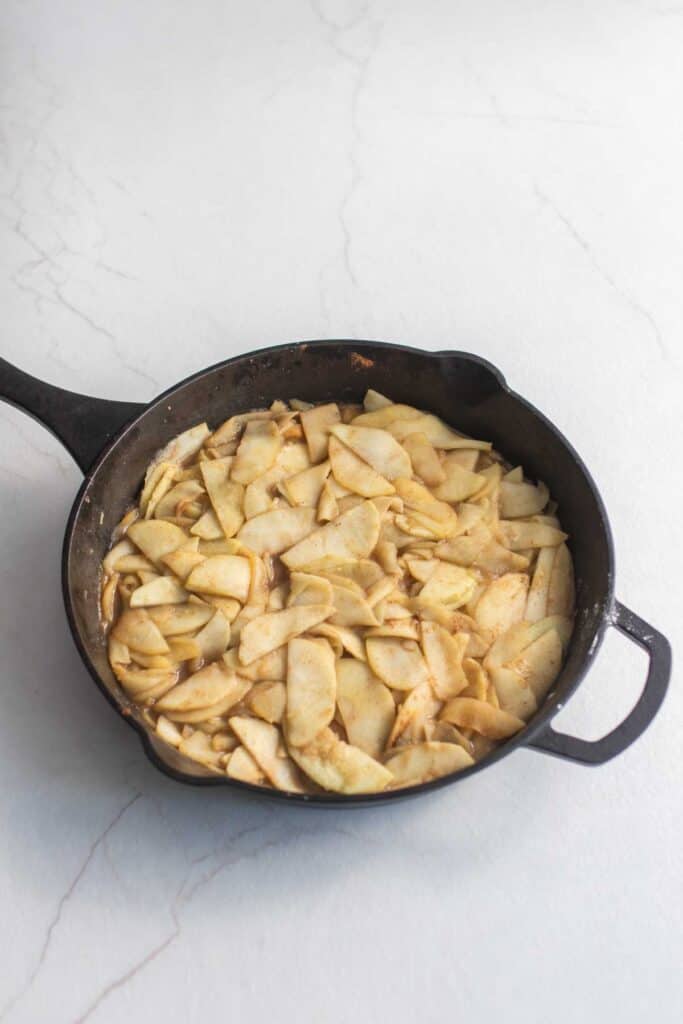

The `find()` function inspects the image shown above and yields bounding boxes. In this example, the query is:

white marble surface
[0,2,681,1021]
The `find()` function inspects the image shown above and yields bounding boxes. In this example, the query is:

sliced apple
[186,555,252,601]
[286,637,337,747]
[112,608,170,655]
[420,622,469,699]
[231,420,282,485]
[129,576,188,607]
[473,573,529,637]
[237,506,316,555]
[281,501,380,571]
[246,681,287,724]
[238,603,333,665]
[147,602,214,636]
[128,520,188,566]
[385,741,474,786]
[227,745,266,784]
[440,697,525,739]
[288,727,392,794]
[366,636,431,691]
[300,403,341,463]
[229,716,304,792]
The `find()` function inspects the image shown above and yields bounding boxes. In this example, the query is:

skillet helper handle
[528,601,671,765]
[0,357,144,474]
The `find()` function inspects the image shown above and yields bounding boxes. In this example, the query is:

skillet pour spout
[0,342,671,804]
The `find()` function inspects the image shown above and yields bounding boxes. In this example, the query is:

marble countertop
[1,2,680,1022]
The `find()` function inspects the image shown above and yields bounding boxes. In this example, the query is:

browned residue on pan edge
[350,352,374,369]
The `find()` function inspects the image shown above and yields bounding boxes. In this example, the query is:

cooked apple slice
[363,388,393,411]
[199,458,245,537]
[229,645,287,682]
[227,745,266,784]
[237,507,316,555]
[153,480,206,520]
[300,403,341,462]
[178,730,224,770]
[366,637,431,691]
[487,665,537,720]
[108,636,130,668]
[328,435,395,497]
[473,540,530,576]
[103,539,135,575]
[287,572,334,607]
[193,609,231,662]
[243,443,311,518]
[279,460,331,506]
[210,731,239,753]
[328,580,379,628]
[330,424,411,481]
[161,540,206,581]
[309,623,366,661]
[508,627,563,702]
[139,461,173,517]
[147,602,214,636]
[440,697,525,739]
[547,542,575,617]
[246,680,286,724]
[155,661,247,714]
[153,423,211,468]
[500,480,549,519]
[185,555,251,601]
[230,420,282,485]
[420,622,469,699]
[189,509,224,539]
[281,501,380,571]
[129,576,188,607]
[317,479,340,522]
[394,478,456,524]
[432,454,485,502]
[419,562,477,607]
[209,410,275,447]
[163,684,252,723]
[286,637,337,746]
[499,520,567,551]
[434,528,489,567]
[385,741,473,785]
[461,657,490,700]
[366,621,419,640]
[401,432,446,486]
[112,608,170,655]
[375,539,399,574]
[336,658,396,757]
[387,681,440,748]
[526,546,555,622]
[352,403,488,450]
[473,573,529,637]
[166,636,202,661]
[288,727,392,794]
[388,414,490,451]
[155,715,183,748]
[128,520,188,566]
[430,721,474,754]
[238,603,333,665]
[229,716,304,791]
[351,403,421,430]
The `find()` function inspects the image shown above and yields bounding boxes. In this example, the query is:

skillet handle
[528,601,671,765]
[0,357,144,474]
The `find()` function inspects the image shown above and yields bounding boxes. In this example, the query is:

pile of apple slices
[101,390,574,794]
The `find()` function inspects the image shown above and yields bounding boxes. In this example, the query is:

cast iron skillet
[0,341,671,805]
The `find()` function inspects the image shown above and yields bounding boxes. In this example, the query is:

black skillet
[0,341,671,805]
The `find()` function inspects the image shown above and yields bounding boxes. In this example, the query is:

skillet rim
[62,339,615,806]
